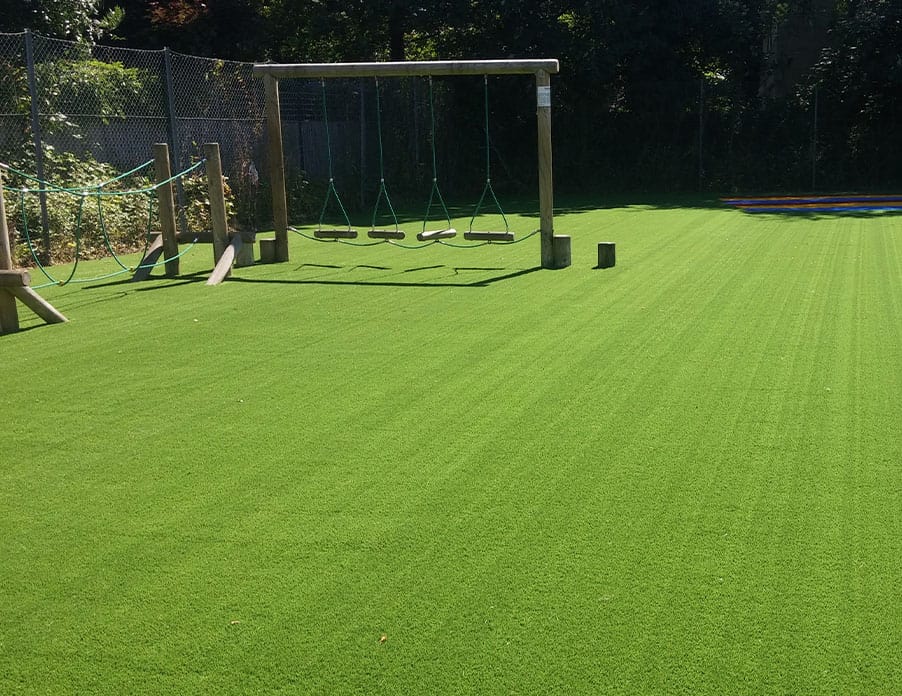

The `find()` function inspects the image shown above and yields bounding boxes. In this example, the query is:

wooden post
[0,169,18,332]
[204,143,230,269]
[0,170,12,272]
[264,74,289,262]
[154,143,180,277]
[536,69,560,269]
[0,170,66,333]
[597,242,616,269]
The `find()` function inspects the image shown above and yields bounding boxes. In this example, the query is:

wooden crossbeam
[254,59,559,79]
[0,269,30,287]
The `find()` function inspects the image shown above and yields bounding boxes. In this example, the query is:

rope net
[0,158,206,285]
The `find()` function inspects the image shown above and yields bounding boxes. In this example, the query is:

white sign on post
[536,86,551,108]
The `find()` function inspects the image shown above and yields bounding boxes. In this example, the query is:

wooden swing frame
[253,59,570,269]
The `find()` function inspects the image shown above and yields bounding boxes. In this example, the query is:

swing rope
[419,76,454,241]
[369,77,402,238]
[291,77,537,251]
[316,78,354,236]
[468,75,511,239]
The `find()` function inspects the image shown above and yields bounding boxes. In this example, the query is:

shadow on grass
[229,265,543,288]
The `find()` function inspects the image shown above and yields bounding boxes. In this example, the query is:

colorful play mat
[722,194,902,213]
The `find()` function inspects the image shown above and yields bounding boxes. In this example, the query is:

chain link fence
[0,31,271,243]
[2,29,900,255]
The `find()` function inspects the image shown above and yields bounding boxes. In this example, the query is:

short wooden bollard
[550,235,571,269]
[597,242,616,269]
[235,236,255,267]
[259,238,278,263]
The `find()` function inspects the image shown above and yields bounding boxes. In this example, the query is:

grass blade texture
[1,200,900,694]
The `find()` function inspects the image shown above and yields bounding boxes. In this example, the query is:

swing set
[253,59,571,269]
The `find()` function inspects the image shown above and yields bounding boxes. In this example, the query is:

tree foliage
[4,0,901,190]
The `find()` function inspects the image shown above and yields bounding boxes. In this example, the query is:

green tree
[0,0,122,42]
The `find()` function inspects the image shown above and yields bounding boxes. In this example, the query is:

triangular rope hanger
[315,78,357,240]
[368,77,405,240]
[417,76,457,242]
[466,75,514,242]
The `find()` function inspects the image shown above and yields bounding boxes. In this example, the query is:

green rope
[317,79,353,234]
[370,77,401,236]
[0,158,154,194]
[468,75,511,239]
[422,77,453,236]
[0,158,206,197]
[6,158,205,287]
[20,188,84,285]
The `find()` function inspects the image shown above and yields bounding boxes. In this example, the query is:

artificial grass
[1,201,901,694]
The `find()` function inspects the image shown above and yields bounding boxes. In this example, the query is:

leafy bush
[5,149,154,266]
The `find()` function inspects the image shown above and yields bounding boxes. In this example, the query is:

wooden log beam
[254,59,559,79]
[131,234,164,282]
[0,269,30,286]
[9,286,67,324]
[206,235,243,286]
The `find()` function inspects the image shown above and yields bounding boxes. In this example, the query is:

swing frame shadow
[229,264,543,289]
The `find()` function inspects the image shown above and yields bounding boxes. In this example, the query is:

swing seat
[417,227,457,241]
[368,229,406,240]
[315,228,358,239]
[464,230,514,242]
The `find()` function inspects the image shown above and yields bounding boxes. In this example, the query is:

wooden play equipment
[253,59,571,269]
[132,142,250,286]
[0,167,67,334]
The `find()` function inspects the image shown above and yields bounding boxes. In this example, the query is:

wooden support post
[204,143,230,268]
[264,74,289,262]
[536,69,566,269]
[1,168,20,332]
[0,171,66,333]
[154,143,180,277]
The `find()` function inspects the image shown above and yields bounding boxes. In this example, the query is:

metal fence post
[23,30,50,260]
[698,78,705,190]
[811,85,818,191]
[163,47,188,233]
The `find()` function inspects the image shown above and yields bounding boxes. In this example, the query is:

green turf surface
[2,201,901,694]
